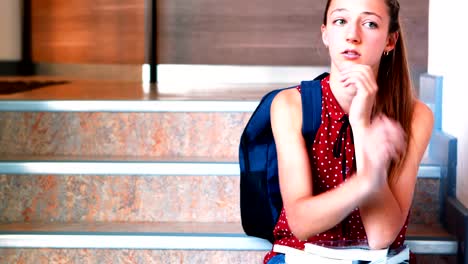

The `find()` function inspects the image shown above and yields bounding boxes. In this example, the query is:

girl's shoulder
[412,99,434,126]
[271,86,302,111]
[410,99,435,141]
[270,86,304,132]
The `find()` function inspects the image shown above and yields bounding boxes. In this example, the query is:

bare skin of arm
[271,88,371,241]
[357,101,434,248]
[271,88,434,245]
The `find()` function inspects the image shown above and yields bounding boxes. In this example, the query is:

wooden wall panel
[157,0,327,65]
[157,0,428,69]
[31,0,145,64]
[399,0,429,72]
[31,0,427,69]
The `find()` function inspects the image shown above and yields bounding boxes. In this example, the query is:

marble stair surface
[0,79,458,263]
[0,221,457,262]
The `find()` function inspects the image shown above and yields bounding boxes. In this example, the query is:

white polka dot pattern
[264,76,409,264]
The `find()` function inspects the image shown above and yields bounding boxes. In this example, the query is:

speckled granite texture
[1,174,438,224]
[410,178,440,226]
[0,112,250,159]
[0,174,240,223]
[0,249,267,264]
[0,249,456,264]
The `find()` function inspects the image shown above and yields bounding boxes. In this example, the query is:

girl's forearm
[352,127,406,248]
[286,174,371,241]
[359,183,406,249]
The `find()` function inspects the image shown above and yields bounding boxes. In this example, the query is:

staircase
[0,78,459,263]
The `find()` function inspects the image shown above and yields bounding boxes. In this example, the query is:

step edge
[0,160,440,178]
[0,161,240,176]
[0,233,457,254]
[0,100,259,113]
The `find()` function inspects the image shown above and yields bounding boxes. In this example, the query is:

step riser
[0,249,267,264]
[0,249,456,264]
[0,175,240,223]
[1,175,439,225]
[412,178,441,225]
[0,112,250,158]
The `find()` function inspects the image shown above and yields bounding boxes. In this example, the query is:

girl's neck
[328,70,353,114]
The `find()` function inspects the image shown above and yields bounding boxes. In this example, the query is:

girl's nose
[346,23,361,44]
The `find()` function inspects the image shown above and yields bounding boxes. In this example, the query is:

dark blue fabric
[267,254,286,264]
[301,78,325,147]
[239,72,328,242]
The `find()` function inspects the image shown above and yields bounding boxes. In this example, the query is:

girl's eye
[363,21,378,29]
[333,19,346,25]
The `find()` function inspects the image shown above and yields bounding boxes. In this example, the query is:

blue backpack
[239,72,328,242]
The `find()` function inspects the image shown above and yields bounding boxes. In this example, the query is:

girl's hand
[340,65,378,129]
[355,115,407,190]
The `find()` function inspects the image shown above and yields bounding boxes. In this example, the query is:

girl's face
[321,0,397,75]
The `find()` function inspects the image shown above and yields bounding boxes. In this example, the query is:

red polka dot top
[263,75,409,263]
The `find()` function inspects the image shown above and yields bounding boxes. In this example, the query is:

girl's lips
[342,50,361,60]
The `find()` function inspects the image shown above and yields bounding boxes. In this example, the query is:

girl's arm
[271,88,373,240]
[340,65,434,248]
[357,100,434,249]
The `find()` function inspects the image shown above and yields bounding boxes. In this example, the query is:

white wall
[0,0,22,61]
[428,0,468,206]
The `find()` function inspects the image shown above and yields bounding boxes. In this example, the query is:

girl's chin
[334,61,361,72]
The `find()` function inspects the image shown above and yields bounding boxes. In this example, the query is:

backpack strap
[301,72,329,147]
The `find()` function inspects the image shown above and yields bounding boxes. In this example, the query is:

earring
[384,51,389,56]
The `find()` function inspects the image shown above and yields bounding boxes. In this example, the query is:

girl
[265,0,434,263]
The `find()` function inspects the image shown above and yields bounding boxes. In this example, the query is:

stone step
[0,155,239,175]
[0,249,266,264]
[0,154,441,176]
[0,249,456,264]
[0,158,239,223]
[0,110,251,159]
[0,155,443,224]
[0,79,268,159]
[0,79,441,160]
[0,222,457,264]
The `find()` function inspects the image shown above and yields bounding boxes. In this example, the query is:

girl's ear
[385,31,399,52]
[321,24,329,48]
